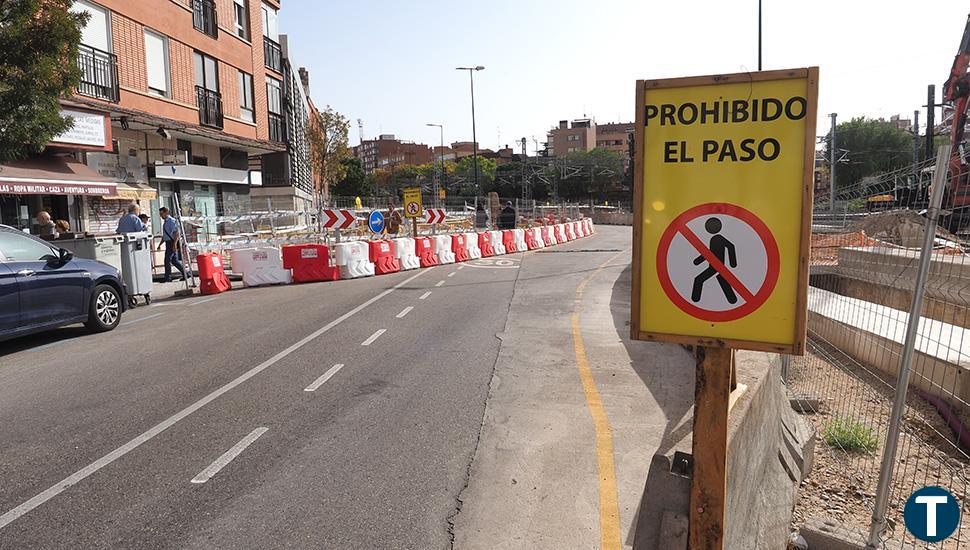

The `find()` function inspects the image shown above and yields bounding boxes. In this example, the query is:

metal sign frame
[631,68,818,354]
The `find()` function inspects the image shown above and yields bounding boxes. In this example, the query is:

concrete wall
[633,352,814,549]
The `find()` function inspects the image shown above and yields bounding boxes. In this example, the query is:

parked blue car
[0,224,127,342]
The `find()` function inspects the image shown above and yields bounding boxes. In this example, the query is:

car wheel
[85,284,122,332]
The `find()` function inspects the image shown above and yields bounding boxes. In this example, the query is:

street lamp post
[456,66,484,201]
[426,123,444,207]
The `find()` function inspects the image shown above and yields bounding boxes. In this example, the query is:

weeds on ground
[822,416,879,453]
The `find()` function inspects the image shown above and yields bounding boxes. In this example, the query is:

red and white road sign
[656,202,779,323]
[321,209,356,229]
[425,208,446,224]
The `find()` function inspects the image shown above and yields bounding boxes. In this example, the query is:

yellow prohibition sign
[403,187,423,219]
[631,68,818,355]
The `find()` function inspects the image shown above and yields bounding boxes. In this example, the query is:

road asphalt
[0,225,667,549]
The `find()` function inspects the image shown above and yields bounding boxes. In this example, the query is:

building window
[192,0,218,37]
[143,29,170,97]
[232,0,249,40]
[238,70,254,122]
[266,76,284,142]
[261,3,282,73]
[261,2,279,41]
[567,134,579,142]
[194,52,222,128]
[72,0,119,102]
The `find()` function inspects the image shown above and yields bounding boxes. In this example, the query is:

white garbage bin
[120,231,154,306]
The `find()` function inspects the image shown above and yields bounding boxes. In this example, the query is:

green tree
[307,105,351,199]
[0,0,88,163]
[455,156,497,195]
[557,148,625,200]
[331,157,372,197]
[823,117,914,194]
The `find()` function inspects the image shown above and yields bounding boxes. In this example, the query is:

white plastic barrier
[334,241,375,279]
[229,246,292,287]
[531,227,545,248]
[587,219,595,234]
[433,235,456,264]
[489,230,507,255]
[513,228,528,251]
[564,222,576,241]
[555,224,568,244]
[464,232,482,259]
[393,237,420,271]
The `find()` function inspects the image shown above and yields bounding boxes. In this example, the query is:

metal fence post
[866,146,951,548]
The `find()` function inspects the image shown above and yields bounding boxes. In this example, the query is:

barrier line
[571,250,626,550]
[0,268,427,531]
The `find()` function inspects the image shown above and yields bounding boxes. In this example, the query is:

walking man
[691,217,738,304]
[158,207,186,282]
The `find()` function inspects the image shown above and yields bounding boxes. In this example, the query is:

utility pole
[913,109,921,177]
[829,113,837,213]
[456,66,485,200]
[426,123,444,207]
[926,84,936,161]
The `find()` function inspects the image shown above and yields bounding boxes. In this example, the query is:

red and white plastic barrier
[513,228,528,251]
[554,224,567,244]
[197,252,232,295]
[434,234,456,264]
[490,230,507,255]
[230,247,292,286]
[564,223,576,241]
[334,241,375,279]
[369,240,401,275]
[542,226,555,247]
[415,236,439,267]
[451,233,470,263]
[479,231,495,257]
[530,227,545,249]
[464,232,482,259]
[502,230,518,253]
[282,244,339,283]
[393,237,421,270]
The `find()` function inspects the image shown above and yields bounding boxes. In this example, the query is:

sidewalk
[453,227,695,549]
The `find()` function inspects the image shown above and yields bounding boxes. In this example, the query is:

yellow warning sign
[403,187,422,219]
[631,68,818,354]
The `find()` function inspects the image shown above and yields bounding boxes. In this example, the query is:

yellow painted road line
[572,251,626,550]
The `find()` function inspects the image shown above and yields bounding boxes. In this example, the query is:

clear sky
[281,0,970,154]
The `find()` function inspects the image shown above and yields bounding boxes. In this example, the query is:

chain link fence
[788,154,970,547]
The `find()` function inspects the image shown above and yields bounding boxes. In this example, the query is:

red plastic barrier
[451,234,470,262]
[502,230,518,253]
[478,231,494,257]
[197,253,232,295]
[572,221,582,238]
[415,237,439,267]
[525,228,539,250]
[554,225,566,244]
[542,226,555,247]
[282,244,339,283]
[368,240,401,275]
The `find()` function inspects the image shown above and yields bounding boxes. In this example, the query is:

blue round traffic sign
[368,210,385,234]
[903,486,960,542]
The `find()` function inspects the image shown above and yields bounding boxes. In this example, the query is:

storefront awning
[111,182,157,200]
[0,155,117,196]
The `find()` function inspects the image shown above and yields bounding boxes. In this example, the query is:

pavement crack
[446,249,526,549]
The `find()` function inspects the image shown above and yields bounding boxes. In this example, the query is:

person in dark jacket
[499,201,516,229]
[474,203,488,229]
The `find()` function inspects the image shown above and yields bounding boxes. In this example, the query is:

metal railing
[195,86,223,129]
[263,37,282,73]
[192,0,218,37]
[268,112,285,143]
[76,44,119,103]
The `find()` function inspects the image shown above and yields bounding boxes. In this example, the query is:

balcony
[268,112,286,143]
[264,37,282,73]
[196,86,224,129]
[192,0,218,38]
[76,44,119,102]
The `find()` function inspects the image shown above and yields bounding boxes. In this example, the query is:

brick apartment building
[0,0,312,236]
[545,119,633,165]
[353,135,433,174]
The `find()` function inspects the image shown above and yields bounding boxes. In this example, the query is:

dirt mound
[847,209,960,247]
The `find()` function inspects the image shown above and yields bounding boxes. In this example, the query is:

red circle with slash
[656,202,780,322]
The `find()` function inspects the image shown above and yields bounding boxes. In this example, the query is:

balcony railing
[196,86,223,129]
[268,112,286,143]
[264,37,282,73]
[76,44,119,102]
[192,0,218,38]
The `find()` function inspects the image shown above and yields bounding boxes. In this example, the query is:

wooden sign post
[631,68,818,548]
